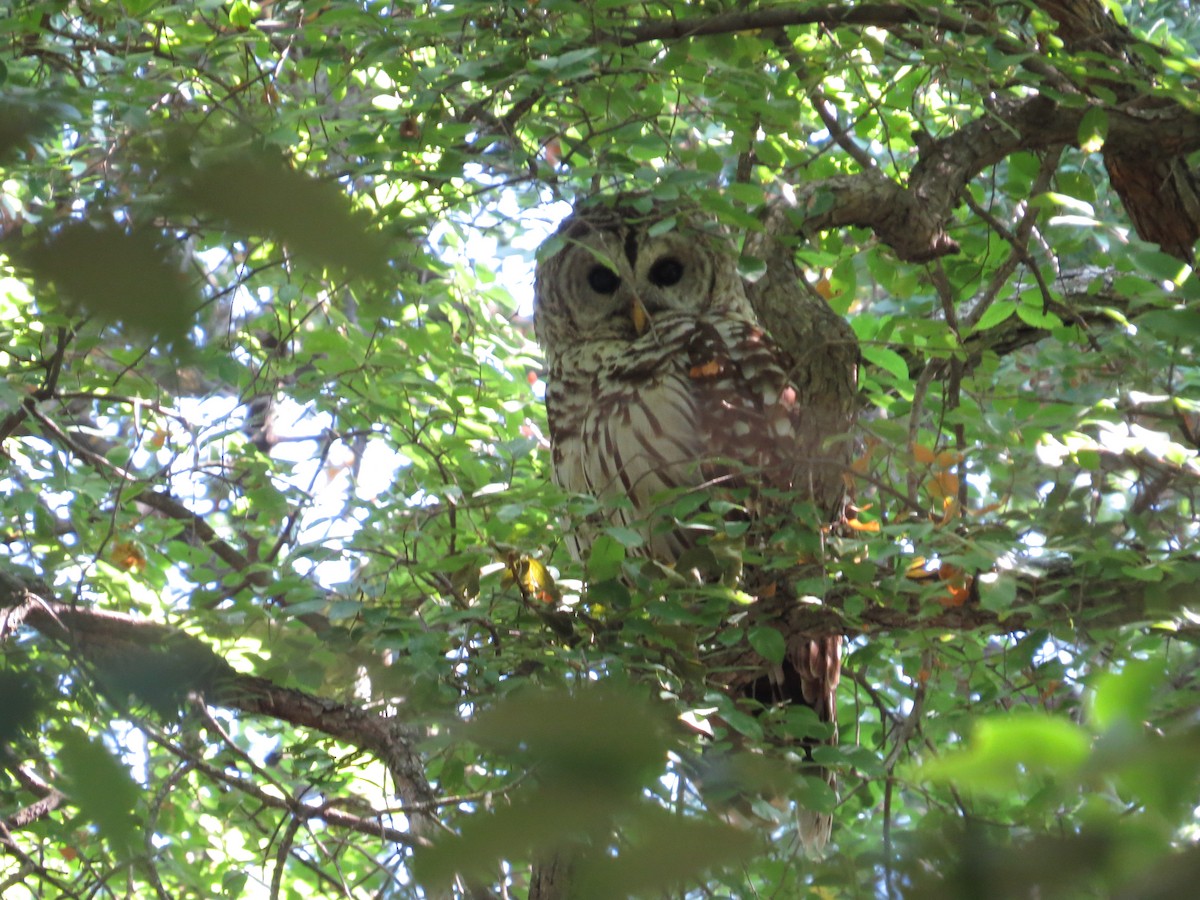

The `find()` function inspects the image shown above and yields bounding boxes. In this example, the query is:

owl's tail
[776,632,841,852]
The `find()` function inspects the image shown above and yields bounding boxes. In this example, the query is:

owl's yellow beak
[630,295,650,336]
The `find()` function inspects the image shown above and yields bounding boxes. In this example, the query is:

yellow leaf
[906,557,934,580]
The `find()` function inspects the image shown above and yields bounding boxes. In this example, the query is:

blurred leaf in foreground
[58,727,142,859]
[414,684,752,893]
[175,151,391,280]
[20,222,195,339]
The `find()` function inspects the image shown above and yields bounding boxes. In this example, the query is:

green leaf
[1015,294,1063,329]
[414,685,674,888]
[572,806,756,897]
[1137,308,1200,340]
[463,684,667,786]
[1090,658,1166,730]
[0,669,46,745]
[0,96,57,161]
[747,626,785,664]
[1077,106,1108,153]
[1129,249,1192,284]
[93,635,234,717]
[58,727,142,857]
[971,299,1017,333]
[586,533,626,582]
[861,344,910,383]
[529,47,599,72]
[917,712,1091,794]
[174,151,391,279]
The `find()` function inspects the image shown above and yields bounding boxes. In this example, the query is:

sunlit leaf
[1090,657,1166,730]
[917,712,1091,794]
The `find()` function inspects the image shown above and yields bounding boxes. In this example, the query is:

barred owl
[534,196,855,849]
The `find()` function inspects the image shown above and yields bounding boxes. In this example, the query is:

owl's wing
[683,318,843,851]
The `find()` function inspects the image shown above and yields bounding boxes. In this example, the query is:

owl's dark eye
[587,265,621,294]
[648,257,684,287]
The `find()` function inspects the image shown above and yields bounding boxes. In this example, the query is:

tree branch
[0,569,439,834]
[605,3,989,47]
[770,95,1200,262]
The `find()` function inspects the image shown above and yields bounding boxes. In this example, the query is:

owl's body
[544,310,804,559]
[534,197,851,849]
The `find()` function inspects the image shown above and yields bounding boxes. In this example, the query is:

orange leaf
[110,540,146,573]
[939,563,964,582]
[927,470,959,501]
[845,517,881,533]
[938,583,972,608]
[935,565,972,607]
[911,442,936,465]
[688,359,723,378]
[935,449,964,468]
[970,501,1004,516]
[939,496,960,524]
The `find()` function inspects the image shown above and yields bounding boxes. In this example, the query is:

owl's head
[533,197,752,357]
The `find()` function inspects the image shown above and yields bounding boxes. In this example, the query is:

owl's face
[534,200,750,357]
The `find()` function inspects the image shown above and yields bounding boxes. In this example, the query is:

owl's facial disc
[633,234,715,317]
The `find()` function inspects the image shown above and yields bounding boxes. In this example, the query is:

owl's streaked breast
[544,312,807,560]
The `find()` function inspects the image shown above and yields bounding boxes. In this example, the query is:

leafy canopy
[2,1,1200,898]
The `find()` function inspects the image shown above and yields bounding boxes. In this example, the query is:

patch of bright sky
[429,183,572,319]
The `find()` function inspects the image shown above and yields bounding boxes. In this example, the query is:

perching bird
[533,194,857,849]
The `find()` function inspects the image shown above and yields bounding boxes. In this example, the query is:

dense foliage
[2,1,1200,897]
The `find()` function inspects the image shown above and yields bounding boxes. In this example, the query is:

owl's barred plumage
[534,196,851,849]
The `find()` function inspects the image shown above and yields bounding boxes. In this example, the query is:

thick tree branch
[748,550,1199,642]
[774,96,1200,262]
[1033,0,1200,261]
[605,3,989,47]
[0,569,438,834]
[592,3,1200,262]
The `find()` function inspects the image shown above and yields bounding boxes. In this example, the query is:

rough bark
[528,850,576,900]
[1034,0,1200,262]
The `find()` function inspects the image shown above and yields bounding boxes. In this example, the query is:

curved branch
[0,570,438,834]
[773,96,1200,262]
